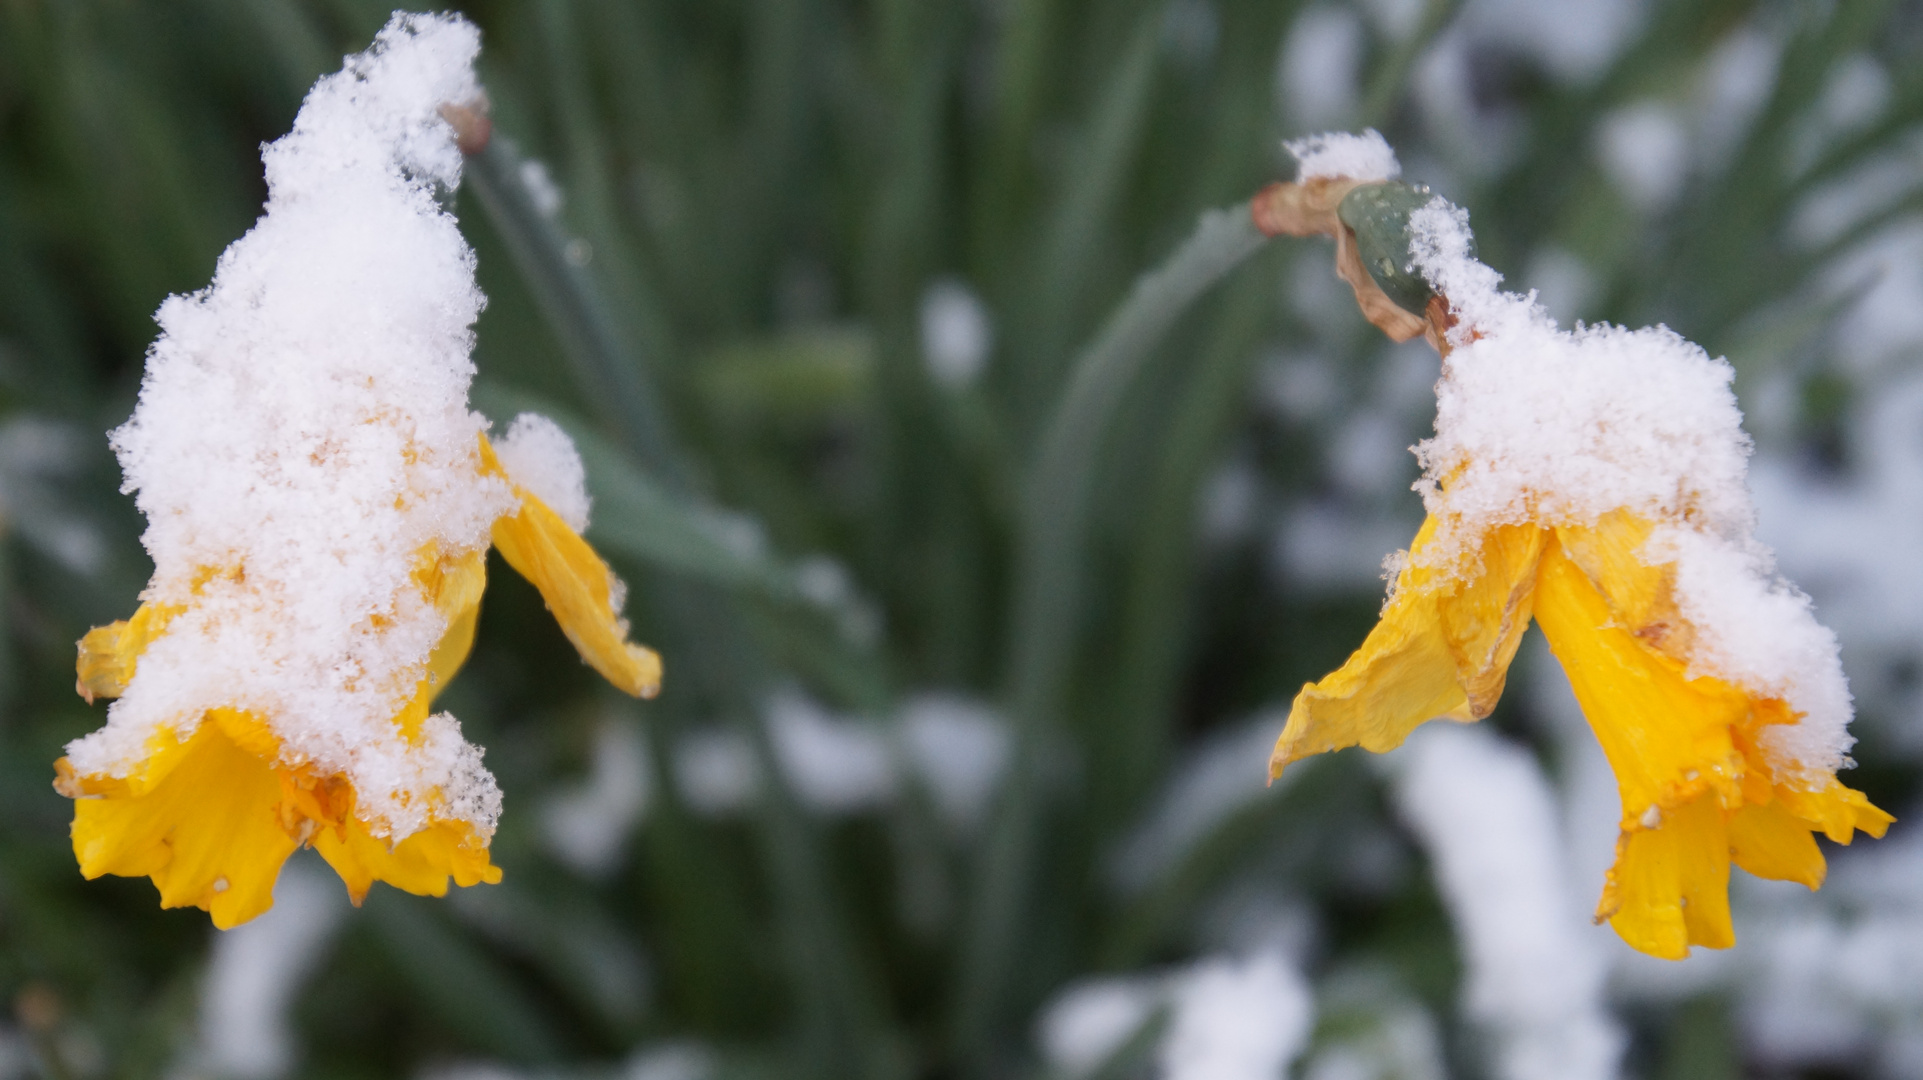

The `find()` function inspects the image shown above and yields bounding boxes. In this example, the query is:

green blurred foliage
[0,0,1919,1077]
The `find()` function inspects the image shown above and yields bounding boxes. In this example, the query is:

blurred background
[2,0,1922,1077]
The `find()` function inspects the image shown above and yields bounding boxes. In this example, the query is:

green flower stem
[951,205,1268,1061]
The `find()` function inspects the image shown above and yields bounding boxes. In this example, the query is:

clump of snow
[673,727,761,816]
[1037,976,1161,1078]
[898,693,1009,833]
[64,13,511,840]
[1391,725,1623,1080]
[1286,129,1400,182]
[1160,951,1314,1080]
[1034,951,1313,1080]
[767,688,898,814]
[1405,195,1855,778]
[920,278,992,388]
[495,412,592,532]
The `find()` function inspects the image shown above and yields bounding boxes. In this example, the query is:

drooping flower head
[1257,132,1890,959]
[57,13,661,928]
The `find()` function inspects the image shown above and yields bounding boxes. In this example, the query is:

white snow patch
[1038,977,1161,1078]
[1390,725,1623,1080]
[1286,128,1400,183]
[673,727,760,816]
[920,278,992,388]
[494,412,591,533]
[1159,950,1315,1080]
[897,693,1009,832]
[1034,950,1313,1080]
[768,688,897,814]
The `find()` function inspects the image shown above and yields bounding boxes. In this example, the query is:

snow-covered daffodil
[1259,136,1890,959]
[54,14,659,928]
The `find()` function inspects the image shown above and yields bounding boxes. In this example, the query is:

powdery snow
[1286,129,1400,183]
[495,411,592,532]
[1404,196,1855,780]
[65,13,517,840]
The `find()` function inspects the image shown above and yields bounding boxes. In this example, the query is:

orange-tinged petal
[68,716,296,929]
[1271,516,1472,778]
[1598,793,1733,959]
[1727,798,1827,889]
[75,602,183,704]
[479,436,662,699]
[1533,537,1749,822]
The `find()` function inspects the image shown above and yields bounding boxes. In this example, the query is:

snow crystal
[495,412,592,532]
[1405,196,1855,776]
[64,13,511,840]
[1391,725,1623,1080]
[1286,129,1400,183]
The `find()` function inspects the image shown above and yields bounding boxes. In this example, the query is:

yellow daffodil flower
[52,14,661,929]
[1270,508,1889,959]
[1257,138,1891,960]
[59,435,661,929]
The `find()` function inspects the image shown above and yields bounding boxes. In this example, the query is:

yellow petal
[1532,537,1748,821]
[1271,515,1472,778]
[75,602,183,704]
[415,544,488,699]
[1774,777,1894,845]
[1727,798,1826,889]
[1436,523,1546,716]
[479,436,662,699]
[1598,793,1733,959]
[311,817,501,905]
[1553,512,1684,645]
[67,714,296,929]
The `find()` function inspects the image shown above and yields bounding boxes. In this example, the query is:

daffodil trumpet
[1261,131,1889,960]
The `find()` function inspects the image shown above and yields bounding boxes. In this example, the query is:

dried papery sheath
[57,12,662,929]
[1263,131,1889,960]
